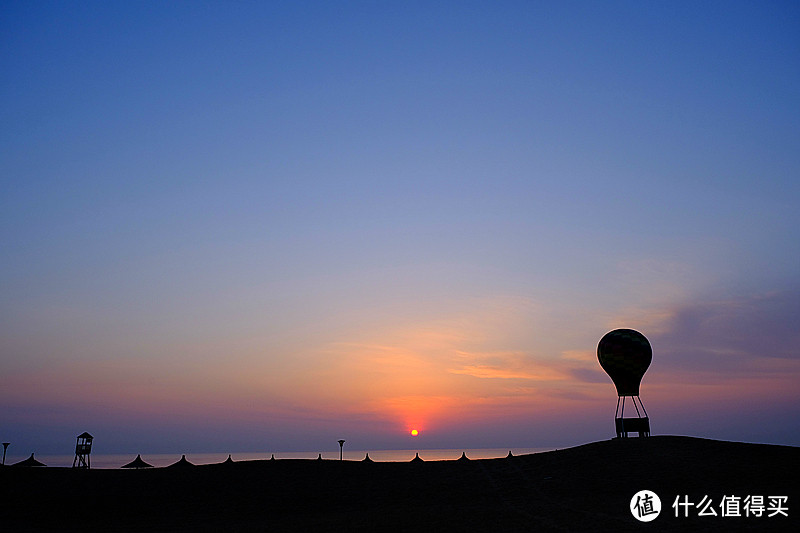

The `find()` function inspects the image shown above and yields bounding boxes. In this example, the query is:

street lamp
[338,439,345,461]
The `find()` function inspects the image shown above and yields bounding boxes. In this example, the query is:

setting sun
[410,429,419,436]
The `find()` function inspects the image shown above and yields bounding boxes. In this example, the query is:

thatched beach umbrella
[121,454,153,469]
[13,453,46,467]
[167,455,194,468]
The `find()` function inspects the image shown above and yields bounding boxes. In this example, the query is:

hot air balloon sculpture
[597,329,652,438]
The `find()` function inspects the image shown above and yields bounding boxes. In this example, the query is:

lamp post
[338,439,345,461]
[2,443,8,465]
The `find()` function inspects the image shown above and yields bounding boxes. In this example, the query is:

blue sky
[1,1,799,456]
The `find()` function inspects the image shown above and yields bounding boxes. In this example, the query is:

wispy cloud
[657,290,800,361]
[447,350,567,380]
[606,289,800,396]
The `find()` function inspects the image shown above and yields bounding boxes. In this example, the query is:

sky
[1,1,799,456]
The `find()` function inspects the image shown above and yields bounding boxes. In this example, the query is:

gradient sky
[2,1,799,456]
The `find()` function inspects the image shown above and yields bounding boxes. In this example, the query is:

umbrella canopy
[121,454,153,469]
[167,455,194,468]
[13,453,46,467]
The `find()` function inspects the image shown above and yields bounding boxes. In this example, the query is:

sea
[4,448,553,469]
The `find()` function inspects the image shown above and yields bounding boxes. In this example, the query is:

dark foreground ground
[1,436,797,532]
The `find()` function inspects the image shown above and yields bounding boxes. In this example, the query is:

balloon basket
[614,395,650,438]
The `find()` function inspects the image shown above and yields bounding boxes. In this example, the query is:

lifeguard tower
[73,432,93,468]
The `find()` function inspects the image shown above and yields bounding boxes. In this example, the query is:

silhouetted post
[338,439,345,461]
[2,443,9,465]
[73,432,93,468]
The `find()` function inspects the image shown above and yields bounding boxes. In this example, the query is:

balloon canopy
[597,329,652,396]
